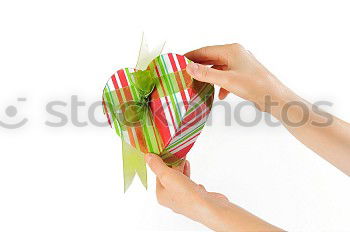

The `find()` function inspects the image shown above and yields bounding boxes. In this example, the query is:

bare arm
[269,89,350,175]
[147,44,349,232]
[185,44,350,176]
[145,153,283,232]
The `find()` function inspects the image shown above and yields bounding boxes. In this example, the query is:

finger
[172,159,186,173]
[186,63,232,87]
[198,184,206,191]
[156,178,167,206]
[185,45,230,65]
[156,178,164,192]
[246,50,255,58]
[196,60,222,65]
[219,88,230,100]
[183,160,191,178]
[145,153,173,185]
[212,65,228,71]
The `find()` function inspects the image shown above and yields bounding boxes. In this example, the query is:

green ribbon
[117,69,159,192]
[116,70,156,127]
[122,139,147,191]
[118,67,191,191]
[106,35,167,192]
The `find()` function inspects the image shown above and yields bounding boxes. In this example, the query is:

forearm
[200,199,283,232]
[269,86,350,175]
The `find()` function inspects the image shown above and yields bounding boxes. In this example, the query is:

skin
[145,44,350,231]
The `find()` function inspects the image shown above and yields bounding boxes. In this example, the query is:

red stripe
[175,106,210,137]
[173,143,195,159]
[122,69,148,151]
[135,126,147,153]
[168,53,178,72]
[182,101,207,124]
[154,64,177,136]
[174,72,189,110]
[111,74,119,90]
[176,54,187,70]
[163,97,176,139]
[175,113,208,138]
[169,133,199,154]
[150,98,171,146]
[150,114,163,151]
[102,98,111,127]
[112,69,136,147]
[117,69,128,87]
[180,90,189,110]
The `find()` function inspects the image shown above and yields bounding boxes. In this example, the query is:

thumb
[186,62,231,88]
[144,153,171,180]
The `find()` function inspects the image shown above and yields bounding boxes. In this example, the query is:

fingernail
[144,153,152,164]
[186,63,200,77]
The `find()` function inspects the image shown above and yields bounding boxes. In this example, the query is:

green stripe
[104,86,121,136]
[127,68,162,153]
[177,70,188,94]
[125,68,155,152]
[186,84,214,115]
[157,56,181,125]
[125,68,141,101]
[165,123,205,150]
[160,55,182,123]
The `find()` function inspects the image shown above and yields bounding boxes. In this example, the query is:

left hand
[144,153,283,232]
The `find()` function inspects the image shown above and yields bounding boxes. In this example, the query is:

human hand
[145,153,282,232]
[185,44,289,111]
[144,153,229,229]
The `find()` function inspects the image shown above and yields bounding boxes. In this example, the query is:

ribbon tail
[134,150,148,190]
[122,140,147,192]
[136,33,165,71]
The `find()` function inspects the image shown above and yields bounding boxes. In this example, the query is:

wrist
[186,193,225,231]
[205,200,283,232]
[266,88,307,124]
[192,194,235,231]
[259,79,299,120]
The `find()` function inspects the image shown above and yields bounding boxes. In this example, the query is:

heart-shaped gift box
[102,53,214,191]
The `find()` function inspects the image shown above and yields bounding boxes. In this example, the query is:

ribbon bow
[116,70,156,128]
[114,37,166,192]
[111,69,161,192]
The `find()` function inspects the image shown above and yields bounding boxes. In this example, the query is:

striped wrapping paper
[103,53,214,165]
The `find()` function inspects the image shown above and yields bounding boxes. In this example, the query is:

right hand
[185,44,288,111]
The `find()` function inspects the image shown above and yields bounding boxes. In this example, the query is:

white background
[1,0,350,231]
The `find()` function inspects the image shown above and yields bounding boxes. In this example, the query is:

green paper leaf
[133,70,156,96]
